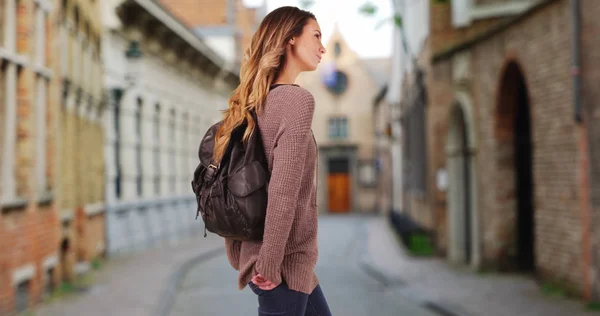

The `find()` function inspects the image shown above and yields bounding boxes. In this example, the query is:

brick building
[56,0,105,286]
[159,0,266,67]
[400,0,600,299]
[0,0,60,314]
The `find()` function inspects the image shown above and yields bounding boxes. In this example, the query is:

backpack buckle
[208,163,219,170]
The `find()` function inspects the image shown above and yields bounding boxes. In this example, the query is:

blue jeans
[248,281,332,316]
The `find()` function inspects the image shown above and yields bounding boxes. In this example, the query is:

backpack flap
[198,122,222,168]
[228,161,267,197]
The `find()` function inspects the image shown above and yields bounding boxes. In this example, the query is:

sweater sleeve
[254,89,315,285]
[224,238,241,271]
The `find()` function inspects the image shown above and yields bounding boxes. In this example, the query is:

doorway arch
[496,61,535,272]
[446,92,480,267]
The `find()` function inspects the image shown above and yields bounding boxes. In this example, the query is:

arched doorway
[497,62,535,272]
[446,96,479,267]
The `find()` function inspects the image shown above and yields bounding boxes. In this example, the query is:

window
[34,3,44,65]
[0,0,5,46]
[4,0,16,52]
[2,63,18,201]
[333,42,342,58]
[169,110,176,193]
[72,6,79,82]
[153,104,160,195]
[35,75,48,194]
[113,89,122,199]
[15,280,30,313]
[59,0,68,76]
[181,113,188,190]
[404,70,428,194]
[61,0,68,19]
[0,64,5,197]
[135,99,142,197]
[328,117,348,140]
[44,267,54,299]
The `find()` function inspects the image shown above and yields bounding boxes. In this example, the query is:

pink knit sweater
[224,84,319,295]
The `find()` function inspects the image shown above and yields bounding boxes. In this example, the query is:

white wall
[385,0,430,213]
[103,31,224,203]
[101,0,234,255]
[204,35,237,64]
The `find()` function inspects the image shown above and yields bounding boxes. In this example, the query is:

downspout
[571,0,593,301]
[571,0,581,123]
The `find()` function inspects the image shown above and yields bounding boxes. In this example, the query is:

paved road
[169,215,437,316]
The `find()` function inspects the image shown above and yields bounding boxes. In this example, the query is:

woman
[212,5,331,316]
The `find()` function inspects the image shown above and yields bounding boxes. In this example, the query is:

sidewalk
[364,216,597,316]
[33,232,224,316]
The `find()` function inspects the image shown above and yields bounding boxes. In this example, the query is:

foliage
[408,233,434,256]
[299,0,314,10]
[540,282,567,298]
[585,302,600,311]
[359,2,378,15]
[91,257,103,270]
[358,2,402,29]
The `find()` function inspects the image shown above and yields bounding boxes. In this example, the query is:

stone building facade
[405,0,600,299]
[101,0,239,256]
[0,0,60,314]
[56,0,105,286]
[297,28,389,214]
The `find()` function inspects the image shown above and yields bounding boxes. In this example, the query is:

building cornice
[116,0,239,87]
[433,0,559,63]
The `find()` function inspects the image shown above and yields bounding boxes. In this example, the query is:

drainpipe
[571,0,581,123]
[571,0,594,301]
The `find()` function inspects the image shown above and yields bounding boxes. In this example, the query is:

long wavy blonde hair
[212,6,316,163]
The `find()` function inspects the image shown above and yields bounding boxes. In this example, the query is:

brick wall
[160,0,228,27]
[55,0,105,289]
[236,0,257,59]
[419,1,506,248]
[427,51,454,255]
[0,1,61,313]
[580,0,600,300]
[474,0,581,291]
[79,212,106,261]
[0,205,60,315]
[430,0,586,293]
[430,1,503,56]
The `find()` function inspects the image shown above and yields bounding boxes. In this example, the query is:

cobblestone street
[31,214,596,316]
[169,215,436,316]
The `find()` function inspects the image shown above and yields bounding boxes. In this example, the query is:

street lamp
[125,41,142,89]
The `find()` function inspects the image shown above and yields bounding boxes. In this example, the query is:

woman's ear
[289,37,295,45]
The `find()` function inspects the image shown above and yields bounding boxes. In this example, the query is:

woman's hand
[251,273,278,290]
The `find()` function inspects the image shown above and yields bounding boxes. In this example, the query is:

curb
[155,246,226,316]
[423,302,470,316]
[360,218,469,316]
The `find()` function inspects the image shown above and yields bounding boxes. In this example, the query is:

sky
[242,0,393,59]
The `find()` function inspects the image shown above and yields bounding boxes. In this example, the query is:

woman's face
[289,18,326,72]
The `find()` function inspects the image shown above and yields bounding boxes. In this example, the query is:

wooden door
[327,158,351,213]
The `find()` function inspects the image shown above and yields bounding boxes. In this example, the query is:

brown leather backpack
[191,110,269,241]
